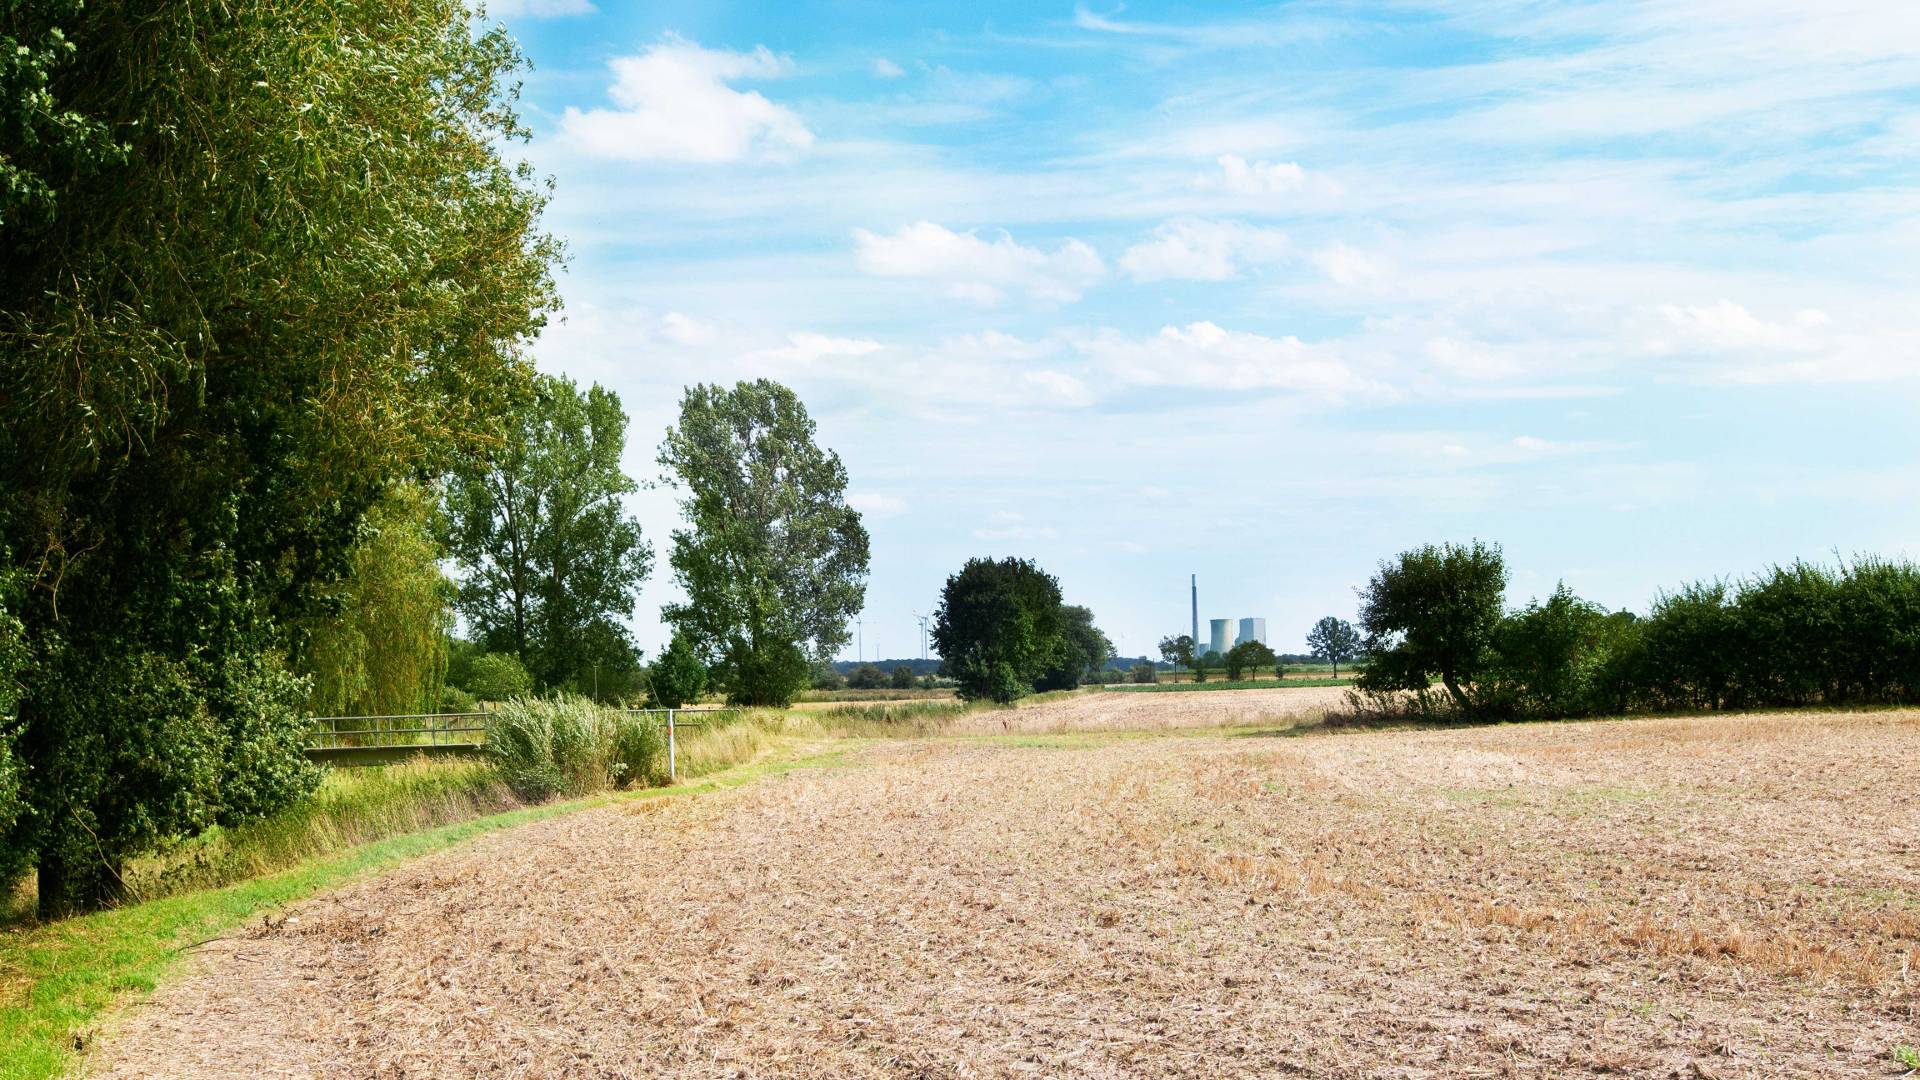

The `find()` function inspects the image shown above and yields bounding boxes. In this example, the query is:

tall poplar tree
[658,381,870,707]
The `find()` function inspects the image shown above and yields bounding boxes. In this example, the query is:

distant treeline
[1354,543,1920,720]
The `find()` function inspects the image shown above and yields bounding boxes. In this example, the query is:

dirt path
[96,710,1920,1078]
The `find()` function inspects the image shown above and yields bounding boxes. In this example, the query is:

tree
[934,558,1066,704]
[1038,604,1113,690]
[1485,585,1612,718]
[1306,617,1362,678]
[1356,540,1508,714]
[658,381,870,707]
[646,632,707,710]
[1129,661,1158,684]
[444,375,652,691]
[293,486,452,716]
[465,653,535,702]
[848,664,887,690]
[1159,634,1202,683]
[0,2,558,914]
[1225,639,1276,681]
[890,665,915,690]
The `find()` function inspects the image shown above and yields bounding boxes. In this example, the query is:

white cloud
[1653,300,1831,353]
[1078,320,1386,397]
[1118,219,1290,282]
[972,511,1060,542]
[1212,154,1305,194]
[659,312,718,346]
[872,57,905,79]
[560,37,813,163]
[1310,243,1390,287]
[756,331,884,364]
[486,0,594,16]
[1022,370,1094,407]
[847,492,909,517]
[851,222,1106,305]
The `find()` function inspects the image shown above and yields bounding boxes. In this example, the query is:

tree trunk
[36,848,121,919]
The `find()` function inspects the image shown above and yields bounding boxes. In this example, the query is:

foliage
[465,652,534,702]
[658,381,870,707]
[1356,540,1508,714]
[1038,605,1114,690]
[1636,580,1740,711]
[292,485,452,716]
[646,632,708,710]
[0,0,558,915]
[890,664,915,690]
[933,557,1066,704]
[1305,616,1362,678]
[443,375,651,691]
[0,561,29,885]
[1224,639,1276,681]
[437,686,479,715]
[847,664,888,690]
[1129,661,1158,684]
[809,663,847,691]
[1158,634,1203,683]
[1481,585,1615,718]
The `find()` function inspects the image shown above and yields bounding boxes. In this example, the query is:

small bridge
[303,708,732,775]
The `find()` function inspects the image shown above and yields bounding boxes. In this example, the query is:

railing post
[667,709,677,782]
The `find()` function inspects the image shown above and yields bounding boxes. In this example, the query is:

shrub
[1483,585,1612,719]
[847,663,887,690]
[437,685,479,713]
[810,663,846,691]
[483,696,603,801]
[1129,662,1157,684]
[605,710,666,788]
[465,652,534,701]
[890,664,915,690]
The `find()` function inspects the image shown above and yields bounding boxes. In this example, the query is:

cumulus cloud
[1118,219,1290,282]
[1653,300,1831,352]
[872,57,906,79]
[852,222,1106,305]
[560,37,813,163]
[659,312,718,346]
[1310,242,1390,286]
[1078,320,1386,397]
[756,331,884,364]
[1022,370,1094,407]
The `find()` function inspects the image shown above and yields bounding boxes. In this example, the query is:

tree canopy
[0,0,559,914]
[934,557,1066,703]
[1037,604,1114,690]
[1355,540,1508,713]
[1305,616,1362,678]
[443,375,651,692]
[658,381,869,707]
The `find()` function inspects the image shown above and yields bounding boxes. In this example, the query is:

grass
[1105,676,1355,692]
[791,687,955,703]
[1895,1045,1920,1073]
[0,726,826,1080]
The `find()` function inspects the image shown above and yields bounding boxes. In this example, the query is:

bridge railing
[303,707,740,776]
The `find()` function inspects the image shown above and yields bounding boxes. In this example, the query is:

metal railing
[302,707,740,777]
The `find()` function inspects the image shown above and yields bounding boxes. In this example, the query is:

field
[68,690,1920,1078]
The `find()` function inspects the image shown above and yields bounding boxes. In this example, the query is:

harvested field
[973,683,1349,734]
[95,708,1920,1078]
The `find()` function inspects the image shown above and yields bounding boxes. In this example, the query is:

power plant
[1186,576,1267,656]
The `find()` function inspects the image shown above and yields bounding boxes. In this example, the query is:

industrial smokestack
[1190,574,1198,646]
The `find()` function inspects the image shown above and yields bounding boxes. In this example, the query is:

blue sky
[489,0,1920,662]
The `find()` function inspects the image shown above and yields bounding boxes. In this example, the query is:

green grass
[1105,677,1355,692]
[0,734,836,1080]
[1894,1045,1920,1072]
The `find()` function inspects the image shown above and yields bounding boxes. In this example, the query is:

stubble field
[93,697,1920,1078]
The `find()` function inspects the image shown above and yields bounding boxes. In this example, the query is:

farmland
[80,691,1920,1079]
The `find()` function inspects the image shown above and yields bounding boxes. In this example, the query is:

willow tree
[294,486,453,717]
[0,0,559,914]
[658,381,869,707]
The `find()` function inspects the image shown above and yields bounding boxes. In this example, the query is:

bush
[1129,662,1157,684]
[605,709,667,788]
[465,652,534,701]
[1482,585,1612,719]
[483,696,603,801]
[810,663,846,691]
[847,663,887,690]
[890,664,915,690]
[437,685,478,714]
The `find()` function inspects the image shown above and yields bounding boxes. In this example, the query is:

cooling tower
[1236,617,1268,647]
[1208,619,1231,657]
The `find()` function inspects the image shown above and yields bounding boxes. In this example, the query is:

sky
[487,0,1920,663]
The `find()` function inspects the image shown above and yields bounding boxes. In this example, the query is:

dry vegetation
[93,704,1920,1078]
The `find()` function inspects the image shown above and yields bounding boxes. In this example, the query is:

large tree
[0,0,558,914]
[443,375,651,691]
[933,557,1066,704]
[1038,604,1113,690]
[1159,634,1202,683]
[658,381,869,707]
[1355,540,1508,713]
[1305,616,1362,678]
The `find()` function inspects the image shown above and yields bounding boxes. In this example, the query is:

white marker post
[667,708,677,782]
